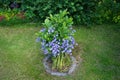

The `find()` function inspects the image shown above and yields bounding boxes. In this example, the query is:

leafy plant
[0,0,10,9]
[0,9,19,21]
[0,8,29,26]
[113,15,120,23]
[36,10,76,71]
[21,0,99,25]
[1,0,120,25]
[96,0,120,23]
[0,0,22,9]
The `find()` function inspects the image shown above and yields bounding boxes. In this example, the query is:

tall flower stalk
[36,10,76,71]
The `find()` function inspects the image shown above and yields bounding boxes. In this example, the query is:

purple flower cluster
[61,36,75,55]
[49,38,60,56]
[41,40,48,54]
[38,37,75,56]
[36,27,76,57]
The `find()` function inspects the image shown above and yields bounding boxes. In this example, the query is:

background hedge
[0,0,120,25]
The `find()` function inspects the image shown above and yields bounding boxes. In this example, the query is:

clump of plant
[0,9,19,21]
[36,10,76,72]
[113,15,120,23]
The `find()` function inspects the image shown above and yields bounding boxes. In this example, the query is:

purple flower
[44,49,48,54]
[48,27,55,34]
[72,30,76,33]
[40,28,46,32]
[66,49,72,53]
[36,37,40,42]
[70,36,75,45]
[60,36,75,54]
[10,2,19,8]
[51,43,60,56]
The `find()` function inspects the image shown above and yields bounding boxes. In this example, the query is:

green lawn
[0,24,120,80]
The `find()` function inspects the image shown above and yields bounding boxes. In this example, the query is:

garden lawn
[0,24,120,80]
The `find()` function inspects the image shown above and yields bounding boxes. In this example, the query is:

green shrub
[0,9,19,21]
[0,0,10,9]
[113,15,120,23]
[96,0,120,23]
[0,8,29,26]
[36,10,76,71]
[21,0,99,25]
[1,0,119,25]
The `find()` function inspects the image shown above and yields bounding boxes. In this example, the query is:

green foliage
[0,8,29,26]
[36,10,75,71]
[113,15,120,23]
[0,0,22,9]
[0,9,19,21]
[36,10,74,45]
[21,0,98,25]
[1,0,120,25]
[43,10,73,40]
[0,0,10,9]
[96,0,120,23]
[21,0,120,25]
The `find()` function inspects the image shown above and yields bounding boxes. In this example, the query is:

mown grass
[0,24,120,80]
